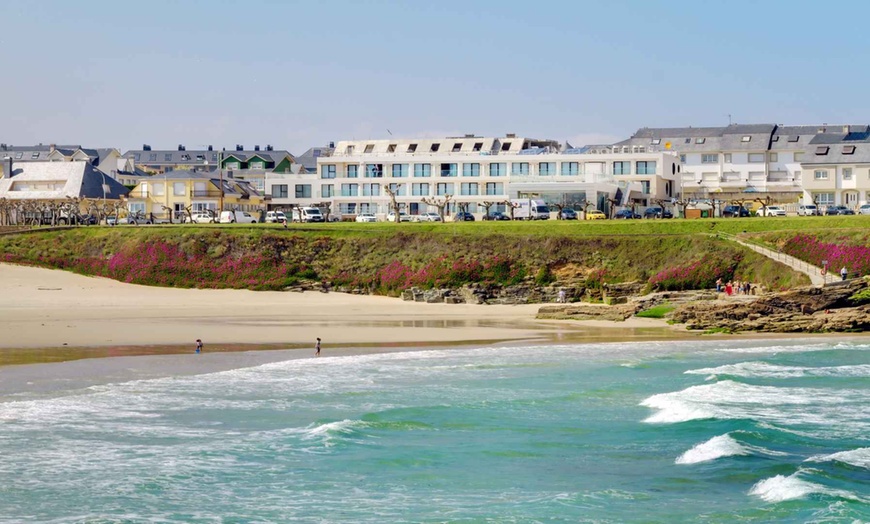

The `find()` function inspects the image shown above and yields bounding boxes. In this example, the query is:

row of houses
[2,123,870,219]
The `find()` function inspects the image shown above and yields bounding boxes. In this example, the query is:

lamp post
[218,150,224,213]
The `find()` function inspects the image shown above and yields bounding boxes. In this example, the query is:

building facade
[265,135,680,218]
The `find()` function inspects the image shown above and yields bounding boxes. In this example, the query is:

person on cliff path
[715,278,723,293]
[315,337,321,357]
[558,289,566,303]
[195,339,203,354]
[841,267,848,281]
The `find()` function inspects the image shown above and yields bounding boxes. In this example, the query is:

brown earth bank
[538,278,870,334]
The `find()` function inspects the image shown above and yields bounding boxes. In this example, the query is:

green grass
[702,327,734,335]
[636,304,676,318]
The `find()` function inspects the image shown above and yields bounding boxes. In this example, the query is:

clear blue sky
[3,0,869,154]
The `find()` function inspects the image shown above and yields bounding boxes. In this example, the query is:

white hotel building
[265,135,680,218]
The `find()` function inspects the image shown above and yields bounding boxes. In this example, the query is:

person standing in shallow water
[315,337,321,357]
[195,339,203,354]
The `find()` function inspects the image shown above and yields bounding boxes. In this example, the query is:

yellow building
[126,170,266,222]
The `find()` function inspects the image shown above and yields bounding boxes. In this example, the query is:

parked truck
[510,199,550,220]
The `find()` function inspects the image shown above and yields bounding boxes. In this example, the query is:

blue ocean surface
[0,339,868,523]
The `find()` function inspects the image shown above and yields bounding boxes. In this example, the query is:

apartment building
[799,125,870,208]
[265,135,679,218]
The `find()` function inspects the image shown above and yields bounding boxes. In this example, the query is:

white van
[510,198,550,220]
[299,207,324,223]
[798,204,820,216]
[219,210,258,224]
[265,211,287,223]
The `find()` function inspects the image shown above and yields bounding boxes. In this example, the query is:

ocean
[0,339,867,523]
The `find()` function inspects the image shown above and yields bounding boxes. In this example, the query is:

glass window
[388,183,405,196]
[701,154,718,164]
[561,162,579,176]
[440,163,457,177]
[173,182,186,196]
[391,164,408,177]
[149,153,157,161]
[341,183,358,196]
[640,181,651,194]
[152,183,165,196]
[226,162,240,170]
[364,144,374,153]
[511,162,529,175]
[462,163,480,177]
[843,168,853,180]
[485,182,504,195]
[614,161,631,175]
[413,164,431,177]
[347,165,359,178]
[339,203,357,214]
[769,153,778,162]
[164,153,172,161]
[748,153,765,163]
[460,182,479,196]
[489,163,506,177]
[724,153,732,163]
[322,185,334,198]
[321,164,337,179]
[679,154,686,163]
[793,152,804,162]
[365,164,383,177]
[538,162,556,175]
[814,192,834,205]
[295,184,311,198]
[814,170,828,180]
[272,184,288,198]
[436,183,454,196]
[636,161,656,175]
[362,184,380,196]
[412,183,430,196]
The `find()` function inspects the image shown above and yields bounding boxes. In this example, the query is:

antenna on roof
[728,114,732,126]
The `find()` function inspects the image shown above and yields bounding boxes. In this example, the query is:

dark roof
[123,148,294,166]
[295,146,334,171]
[80,164,130,199]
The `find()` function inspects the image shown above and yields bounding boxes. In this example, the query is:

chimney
[178,144,185,151]
[2,157,12,178]
[50,144,56,153]
[506,133,517,138]
[843,125,851,134]
[254,145,260,151]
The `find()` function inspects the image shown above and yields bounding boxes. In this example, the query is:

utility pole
[218,150,224,212]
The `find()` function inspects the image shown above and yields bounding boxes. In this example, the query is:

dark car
[825,205,855,216]
[643,207,673,219]
[722,205,751,218]
[559,208,578,220]
[614,209,640,219]
[76,214,98,225]
[482,211,510,221]
[454,212,476,222]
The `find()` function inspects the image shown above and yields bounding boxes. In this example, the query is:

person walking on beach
[195,339,203,354]
[841,266,848,281]
[315,337,321,357]
[715,278,723,293]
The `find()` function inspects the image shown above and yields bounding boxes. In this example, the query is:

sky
[3,0,870,155]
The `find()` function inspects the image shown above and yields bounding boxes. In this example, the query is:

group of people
[716,278,752,296]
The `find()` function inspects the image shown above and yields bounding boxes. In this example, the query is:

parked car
[860,204,870,215]
[558,208,578,220]
[125,212,154,225]
[482,211,511,221]
[614,209,640,219]
[186,211,216,224]
[355,213,378,223]
[798,204,820,216]
[386,211,412,222]
[264,211,287,223]
[454,212,476,222]
[825,205,855,216]
[756,206,787,217]
[106,215,119,226]
[585,210,606,220]
[643,207,673,219]
[219,210,258,224]
[722,205,751,218]
[415,212,442,222]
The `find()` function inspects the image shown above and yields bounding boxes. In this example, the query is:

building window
[347,165,359,178]
[321,165,337,179]
[679,154,686,163]
[741,136,751,142]
[152,183,165,196]
[250,161,265,170]
[613,161,631,175]
[640,181,651,194]
[387,144,396,153]
[362,184,380,196]
[172,182,185,196]
[440,163,457,177]
[538,162,556,176]
[365,164,383,177]
[407,144,417,153]
[501,142,512,151]
[793,152,804,162]
[843,168,853,180]
[473,142,483,151]
[412,183,430,196]
[724,153,732,163]
[748,153,765,163]
[226,162,240,170]
[452,143,462,152]
[462,163,480,177]
[489,163,506,177]
[561,162,579,176]
[768,153,778,162]
[388,183,405,196]
[511,162,529,175]
[340,183,358,196]
[364,144,374,153]
[272,184,288,198]
[701,154,718,164]
[460,182,479,196]
[695,138,706,144]
[485,182,504,195]
[413,164,431,177]
[322,184,334,198]
[814,192,835,205]
[339,203,357,214]
[430,143,440,152]
[814,170,828,180]
[392,164,408,177]
[651,139,661,145]
[181,154,191,161]
[149,153,157,162]
[295,184,312,198]
[635,161,656,175]
[436,183,454,196]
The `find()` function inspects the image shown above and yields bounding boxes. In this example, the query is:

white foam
[806,447,870,470]
[676,434,748,464]
[715,341,866,354]
[749,471,861,503]
[686,362,870,379]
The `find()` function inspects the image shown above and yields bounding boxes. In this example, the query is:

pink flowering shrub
[781,234,870,276]
[649,257,739,291]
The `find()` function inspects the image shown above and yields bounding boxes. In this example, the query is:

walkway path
[718,233,826,286]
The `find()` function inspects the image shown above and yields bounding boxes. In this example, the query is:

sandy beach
[0,263,680,361]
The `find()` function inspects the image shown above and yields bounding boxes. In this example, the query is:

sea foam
[686,362,870,379]
[675,434,747,464]
[749,471,860,503]
[806,447,870,470]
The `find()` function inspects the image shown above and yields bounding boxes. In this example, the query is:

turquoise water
[0,339,868,522]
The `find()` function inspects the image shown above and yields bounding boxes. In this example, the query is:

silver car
[860,204,870,215]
